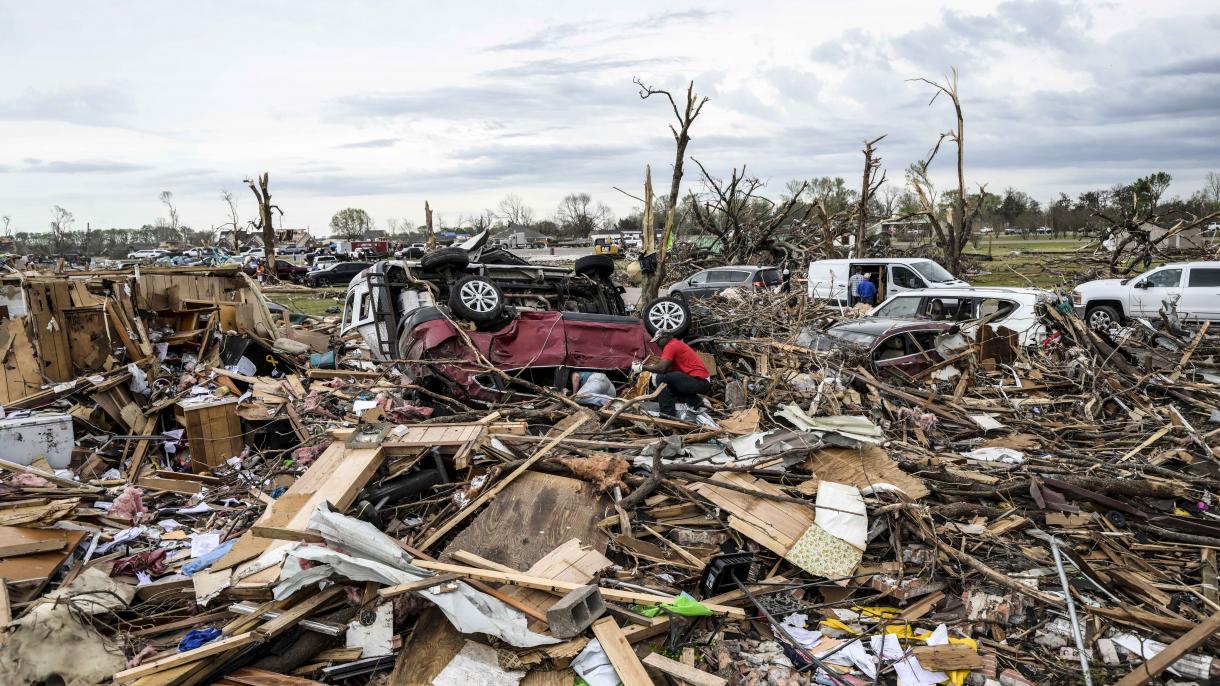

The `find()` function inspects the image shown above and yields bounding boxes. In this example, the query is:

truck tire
[420,247,469,272]
[1086,305,1121,330]
[643,296,691,338]
[575,254,615,279]
[449,275,504,323]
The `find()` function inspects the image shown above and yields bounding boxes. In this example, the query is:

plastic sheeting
[273,503,558,648]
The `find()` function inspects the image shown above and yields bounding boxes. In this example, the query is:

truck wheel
[449,275,504,323]
[420,247,470,272]
[1086,305,1120,330]
[575,254,615,279]
[643,296,691,338]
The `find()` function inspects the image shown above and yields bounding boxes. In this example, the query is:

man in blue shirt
[856,273,878,305]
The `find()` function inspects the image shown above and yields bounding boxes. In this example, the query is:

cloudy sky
[1,0,1217,234]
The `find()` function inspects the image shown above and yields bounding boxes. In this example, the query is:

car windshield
[759,269,783,285]
[825,328,879,346]
[911,261,956,283]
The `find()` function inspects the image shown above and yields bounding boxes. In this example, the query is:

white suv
[1073,261,1220,329]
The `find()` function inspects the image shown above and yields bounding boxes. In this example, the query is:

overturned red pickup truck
[398,307,658,403]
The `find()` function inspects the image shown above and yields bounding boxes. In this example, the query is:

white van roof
[810,258,939,266]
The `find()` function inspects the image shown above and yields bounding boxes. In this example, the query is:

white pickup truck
[1073,261,1220,329]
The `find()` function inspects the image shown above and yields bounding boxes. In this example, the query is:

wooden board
[213,443,384,574]
[690,472,813,556]
[911,644,983,671]
[797,445,930,499]
[388,606,466,686]
[643,652,727,686]
[0,526,84,579]
[591,617,653,686]
[441,472,610,573]
[500,538,613,633]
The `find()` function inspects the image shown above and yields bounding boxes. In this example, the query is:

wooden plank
[418,418,589,550]
[643,652,726,686]
[1113,608,1220,686]
[390,560,745,616]
[249,526,326,544]
[257,587,342,639]
[112,631,258,683]
[126,415,160,481]
[911,644,983,671]
[591,617,653,686]
[212,444,383,572]
[218,667,324,686]
[0,578,10,629]
[135,477,203,496]
[0,539,65,558]
[0,526,85,580]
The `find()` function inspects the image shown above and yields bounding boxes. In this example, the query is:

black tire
[1086,305,1121,330]
[420,247,470,272]
[575,254,615,279]
[449,275,504,323]
[643,296,691,338]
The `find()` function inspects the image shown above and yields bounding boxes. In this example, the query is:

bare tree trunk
[246,173,280,284]
[424,201,436,249]
[635,79,708,309]
[911,69,975,274]
[642,166,655,254]
[855,135,886,258]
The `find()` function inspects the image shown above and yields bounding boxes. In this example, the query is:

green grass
[271,289,345,317]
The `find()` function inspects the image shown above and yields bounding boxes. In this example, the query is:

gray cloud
[335,138,400,149]
[1,158,149,174]
[629,9,719,30]
[485,56,675,79]
[0,86,133,127]
[1147,54,1220,76]
[486,22,587,52]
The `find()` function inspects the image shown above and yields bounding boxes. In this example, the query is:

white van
[807,258,968,305]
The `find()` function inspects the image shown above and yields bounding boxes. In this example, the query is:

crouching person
[642,330,711,418]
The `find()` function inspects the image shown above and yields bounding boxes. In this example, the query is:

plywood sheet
[691,472,813,555]
[441,472,610,572]
[797,445,929,499]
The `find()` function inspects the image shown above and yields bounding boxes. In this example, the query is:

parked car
[278,245,306,256]
[310,254,338,268]
[396,244,427,259]
[1035,226,1053,235]
[340,237,627,359]
[807,258,968,305]
[398,307,658,403]
[1073,261,1220,329]
[243,259,309,282]
[667,266,783,300]
[306,261,371,287]
[980,227,995,235]
[820,318,952,379]
[1003,227,1024,236]
[126,249,168,260]
[867,287,1052,346]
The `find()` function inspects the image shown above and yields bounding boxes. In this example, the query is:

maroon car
[244,259,309,282]
[822,318,953,378]
[399,307,659,403]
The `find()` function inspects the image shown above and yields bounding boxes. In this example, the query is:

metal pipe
[1050,536,1093,686]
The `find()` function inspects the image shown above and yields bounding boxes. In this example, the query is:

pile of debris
[1,263,1219,686]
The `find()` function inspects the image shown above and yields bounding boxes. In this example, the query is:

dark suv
[666,266,783,300]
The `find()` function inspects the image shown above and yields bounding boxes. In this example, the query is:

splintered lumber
[418,418,588,550]
[1112,608,1220,686]
[386,560,746,617]
[249,526,326,544]
[112,631,258,683]
[0,539,65,558]
[591,617,654,686]
[212,443,383,573]
[643,652,727,686]
[622,577,783,644]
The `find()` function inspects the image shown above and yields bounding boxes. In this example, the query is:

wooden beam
[592,617,653,686]
[643,652,726,686]
[418,419,587,550]
[249,526,326,545]
[450,550,519,574]
[389,560,744,617]
[0,458,102,492]
[1113,608,1220,686]
[112,631,258,683]
[381,573,462,594]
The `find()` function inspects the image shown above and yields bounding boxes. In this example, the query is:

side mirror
[1134,281,1149,289]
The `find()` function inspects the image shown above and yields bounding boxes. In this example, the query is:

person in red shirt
[642,330,711,417]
